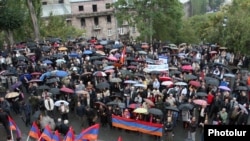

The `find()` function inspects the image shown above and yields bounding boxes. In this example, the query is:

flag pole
[10,129,14,141]
[26,135,30,141]
[37,136,42,141]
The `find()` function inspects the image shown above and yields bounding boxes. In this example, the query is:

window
[132,26,136,33]
[107,15,111,23]
[66,20,72,26]
[79,5,84,11]
[94,17,99,25]
[106,3,111,9]
[108,28,112,36]
[80,18,86,27]
[92,4,97,12]
[58,0,64,3]
[118,28,124,35]
[42,2,47,5]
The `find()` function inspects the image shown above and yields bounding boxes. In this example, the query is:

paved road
[1,110,201,141]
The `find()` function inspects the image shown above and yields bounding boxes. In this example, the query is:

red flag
[118,136,122,141]
[119,46,126,65]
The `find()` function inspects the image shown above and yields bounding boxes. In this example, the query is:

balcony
[93,25,101,30]
[75,10,114,18]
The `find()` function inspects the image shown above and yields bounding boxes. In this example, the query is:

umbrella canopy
[133,108,148,114]
[193,99,207,106]
[159,77,172,81]
[218,86,231,91]
[11,81,22,90]
[124,80,138,84]
[5,92,19,99]
[55,70,68,77]
[144,98,155,106]
[68,53,79,57]
[134,83,147,88]
[185,74,197,81]
[110,78,122,83]
[43,60,53,64]
[224,73,235,78]
[93,71,107,77]
[96,82,110,89]
[54,100,69,106]
[46,78,59,84]
[76,90,89,95]
[29,79,42,83]
[196,92,207,97]
[58,47,67,51]
[165,106,179,112]
[95,101,106,107]
[107,56,118,61]
[106,101,119,106]
[128,103,141,109]
[83,50,93,55]
[103,66,115,71]
[37,85,50,90]
[161,81,173,86]
[148,108,163,116]
[175,82,187,86]
[178,103,194,110]
[60,87,74,93]
[239,104,248,114]
[181,65,193,70]
[235,86,248,91]
[189,81,201,87]
[49,88,60,95]
[40,116,56,130]
[31,72,42,76]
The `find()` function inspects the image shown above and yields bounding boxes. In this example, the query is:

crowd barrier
[112,115,163,136]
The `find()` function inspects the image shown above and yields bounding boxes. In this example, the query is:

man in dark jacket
[0,108,11,137]
[21,101,32,127]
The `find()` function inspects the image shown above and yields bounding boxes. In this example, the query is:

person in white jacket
[44,96,55,117]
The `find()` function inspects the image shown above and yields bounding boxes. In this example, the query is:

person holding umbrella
[164,116,174,141]
[59,101,69,121]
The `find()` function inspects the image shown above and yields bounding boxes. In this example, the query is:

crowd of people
[0,37,249,141]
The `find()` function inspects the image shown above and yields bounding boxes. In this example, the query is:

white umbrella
[134,83,147,88]
[103,66,115,70]
[56,59,66,64]
[224,73,235,78]
[124,80,138,84]
[55,100,69,106]
[175,82,187,86]
[110,78,122,83]
[138,51,147,55]
[161,81,173,86]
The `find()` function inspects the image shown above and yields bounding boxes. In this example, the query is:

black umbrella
[90,56,105,60]
[178,103,194,110]
[235,86,248,91]
[51,53,64,59]
[96,82,110,89]
[94,61,103,65]
[205,77,219,86]
[37,85,50,90]
[185,74,197,81]
[169,70,181,75]
[46,78,58,84]
[148,108,163,116]
[49,88,60,95]
[165,106,179,112]
[106,101,119,106]
[17,55,27,61]
[196,92,207,97]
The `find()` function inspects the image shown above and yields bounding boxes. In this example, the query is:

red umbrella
[128,103,141,109]
[181,65,193,70]
[209,51,217,54]
[31,72,42,75]
[189,80,201,87]
[144,98,155,106]
[193,99,207,106]
[95,45,103,49]
[105,69,114,73]
[127,65,137,69]
[60,87,74,93]
[107,56,118,61]
[159,77,172,81]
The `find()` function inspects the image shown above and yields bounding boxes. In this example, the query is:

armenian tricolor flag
[64,127,74,141]
[28,122,41,139]
[75,124,100,141]
[40,125,53,141]
[52,130,61,141]
[8,116,22,139]
[119,46,126,65]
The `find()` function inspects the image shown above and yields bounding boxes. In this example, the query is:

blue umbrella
[112,44,122,48]
[100,40,108,45]
[55,70,68,77]
[69,53,79,58]
[20,74,32,81]
[43,59,53,64]
[39,72,52,81]
[11,81,22,90]
[83,50,93,55]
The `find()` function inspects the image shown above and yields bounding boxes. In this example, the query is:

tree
[40,15,85,41]
[27,0,41,41]
[114,0,183,43]
[0,0,25,45]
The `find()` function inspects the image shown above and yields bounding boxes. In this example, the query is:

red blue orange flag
[75,124,100,141]
[118,136,122,141]
[28,122,41,139]
[64,127,74,141]
[40,125,53,141]
[52,130,61,141]
[8,116,22,139]
[119,46,126,65]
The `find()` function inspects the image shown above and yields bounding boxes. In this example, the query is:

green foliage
[0,0,25,31]
[114,0,183,43]
[190,0,208,16]
[40,15,85,41]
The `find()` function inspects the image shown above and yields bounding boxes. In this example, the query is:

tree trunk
[4,29,14,46]
[27,0,40,41]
